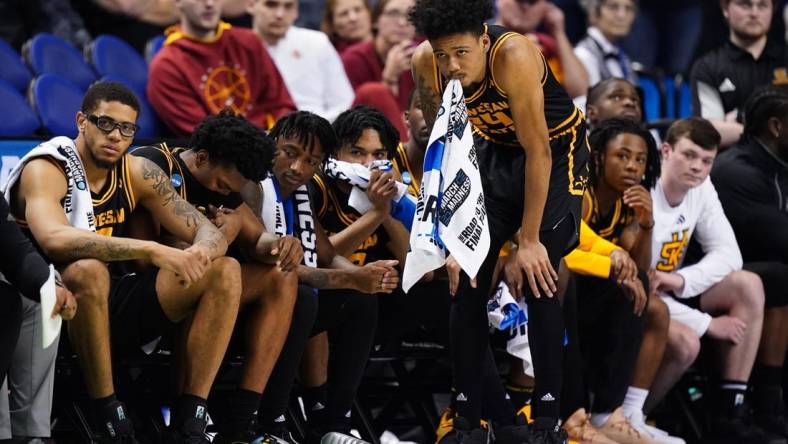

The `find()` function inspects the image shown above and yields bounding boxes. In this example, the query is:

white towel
[2,136,95,231]
[323,158,413,210]
[506,304,534,378]
[487,281,526,330]
[260,176,318,267]
[402,79,490,292]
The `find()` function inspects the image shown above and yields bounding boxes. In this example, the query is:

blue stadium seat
[88,35,148,95]
[0,39,32,92]
[0,80,39,136]
[30,74,84,138]
[145,35,166,65]
[663,76,677,120]
[638,76,661,122]
[23,33,96,91]
[678,81,693,118]
[98,75,162,139]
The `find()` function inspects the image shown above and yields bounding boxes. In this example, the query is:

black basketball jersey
[431,24,577,147]
[582,189,634,246]
[308,173,392,266]
[133,143,244,211]
[91,154,137,239]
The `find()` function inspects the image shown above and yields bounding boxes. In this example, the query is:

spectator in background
[690,0,788,148]
[148,0,295,137]
[322,0,373,54]
[574,0,638,110]
[712,86,788,439]
[618,0,703,76]
[70,0,178,52]
[495,0,589,98]
[341,0,416,140]
[249,0,354,122]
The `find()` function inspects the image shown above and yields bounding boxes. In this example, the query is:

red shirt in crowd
[340,41,415,112]
[148,22,296,136]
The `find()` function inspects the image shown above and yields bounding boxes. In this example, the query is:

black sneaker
[97,401,138,444]
[529,418,567,444]
[438,417,490,444]
[172,416,211,444]
[492,415,532,443]
[214,415,263,444]
[754,387,788,438]
[705,406,786,444]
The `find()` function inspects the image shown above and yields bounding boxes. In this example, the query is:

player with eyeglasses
[6,81,242,443]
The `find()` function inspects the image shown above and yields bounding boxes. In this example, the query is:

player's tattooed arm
[240,181,264,221]
[137,158,227,258]
[412,43,441,131]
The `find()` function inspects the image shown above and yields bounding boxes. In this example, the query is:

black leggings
[0,283,23,383]
[576,271,648,413]
[452,215,576,425]
[258,285,319,425]
[311,289,379,428]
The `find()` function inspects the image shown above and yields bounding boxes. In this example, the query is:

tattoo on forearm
[63,237,136,262]
[417,73,440,131]
[194,224,224,256]
[241,183,263,221]
[297,266,351,290]
[141,159,207,228]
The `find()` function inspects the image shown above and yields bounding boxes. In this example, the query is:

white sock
[590,412,612,428]
[622,386,649,418]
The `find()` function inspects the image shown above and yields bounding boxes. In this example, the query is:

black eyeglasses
[86,114,140,138]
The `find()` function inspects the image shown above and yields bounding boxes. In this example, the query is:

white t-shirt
[651,177,742,336]
[266,27,354,121]
[651,177,743,299]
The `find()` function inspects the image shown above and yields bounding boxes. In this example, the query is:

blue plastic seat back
[145,35,166,65]
[0,39,32,92]
[678,81,693,118]
[663,76,676,120]
[98,75,162,139]
[0,79,39,136]
[638,76,661,122]
[25,33,96,90]
[31,74,84,138]
[89,35,148,94]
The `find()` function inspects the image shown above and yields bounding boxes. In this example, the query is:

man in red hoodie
[148,0,296,137]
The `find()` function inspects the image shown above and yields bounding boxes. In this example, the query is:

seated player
[648,117,783,444]
[298,105,410,441]
[4,81,241,443]
[247,110,401,443]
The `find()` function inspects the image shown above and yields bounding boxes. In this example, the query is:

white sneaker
[625,410,685,444]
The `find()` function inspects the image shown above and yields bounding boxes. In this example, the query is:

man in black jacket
[711,85,788,438]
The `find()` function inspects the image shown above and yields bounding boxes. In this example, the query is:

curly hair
[741,85,788,141]
[269,111,339,159]
[588,117,660,190]
[409,0,491,41]
[332,105,400,158]
[188,109,274,182]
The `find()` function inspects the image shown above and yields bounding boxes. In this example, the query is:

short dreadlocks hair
[189,109,274,182]
[332,105,400,159]
[741,85,788,142]
[588,117,661,190]
[269,111,339,159]
[409,0,492,41]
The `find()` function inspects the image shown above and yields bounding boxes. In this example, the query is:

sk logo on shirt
[657,229,690,272]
